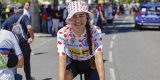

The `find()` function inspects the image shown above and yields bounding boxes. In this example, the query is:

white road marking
[112,34,116,40]
[109,51,113,63]
[108,16,130,80]
[109,41,114,49]
[110,68,116,80]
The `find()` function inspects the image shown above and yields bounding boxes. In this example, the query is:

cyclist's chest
[65,36,90,55]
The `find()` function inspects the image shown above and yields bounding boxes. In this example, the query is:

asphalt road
[17,13,160,80]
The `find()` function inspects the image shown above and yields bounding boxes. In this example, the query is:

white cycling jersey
[57,25,103,61]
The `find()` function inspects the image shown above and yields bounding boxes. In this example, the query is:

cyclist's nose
[74,16,81,21]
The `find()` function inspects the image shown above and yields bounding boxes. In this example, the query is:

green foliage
[13,0,29,4]
[119,0,144,3]
[119,0,132,3]
[2,0,29,4]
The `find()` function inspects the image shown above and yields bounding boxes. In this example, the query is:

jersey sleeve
[57,28,66,56]
[92,26,103,54]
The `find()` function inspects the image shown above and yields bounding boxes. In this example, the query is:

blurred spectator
[120,4,125,14]
[112,3,117,17]
[0,1,2,14]
[52,7,60,36]
[90,3,98,25]
[46,5,53,34]
[39,5,45,32]
[96,4,105,29]
[131,1,140,15]
[59,2,67,28]
[105,2,113,25]
[23,2,30,19]
[5,5,11,18]
[62,7,68,26]
[41,7,48,33]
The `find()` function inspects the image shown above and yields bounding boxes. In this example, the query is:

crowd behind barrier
[0,1,133,36]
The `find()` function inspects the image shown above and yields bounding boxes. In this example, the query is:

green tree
[119,0,132,3]
[119,0,145,3]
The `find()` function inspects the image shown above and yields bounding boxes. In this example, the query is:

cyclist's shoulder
[57,25,71,36]
[91,25,102,33]
[59,25,68,31]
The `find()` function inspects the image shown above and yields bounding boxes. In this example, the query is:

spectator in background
[52,7,60,36]
[106,2,113,25]
[96,4,105,30]
[39,5,45,32]
[59,2,66,29]
[131,1,140,16]
[0,1,2,12]
[0,1,3,17]
[120,4,125,14]
[23,2,30,19]
[62,7,68,26]
[5,5,10,18]
[41,7,48,33]
[90,3,98,25]
[46,5,53,34]
[112,3,117,17]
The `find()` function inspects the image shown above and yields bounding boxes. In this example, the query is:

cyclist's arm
[93,27,105,80]
[58,54,66,80]
[95,52,105,80]
[57,29,66,80]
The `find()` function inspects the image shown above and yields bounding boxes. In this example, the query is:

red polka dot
[84,34,87,37]
[79,44,82,47]
[94,38,97,41]
[58,41,62,45]
[62,52,65,56]
[79,39,82,42]
[64,34,67,37]
[99,37,102,41]
[59,32,62,34]
[94,44,97,47]
[98,48,102,52]
[69,34,72,37]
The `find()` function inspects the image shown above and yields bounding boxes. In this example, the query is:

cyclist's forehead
[73,12,87,16]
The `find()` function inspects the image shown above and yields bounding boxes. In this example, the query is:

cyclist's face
[69,12,88,29]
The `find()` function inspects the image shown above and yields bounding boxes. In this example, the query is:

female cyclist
[57,1,106,80]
